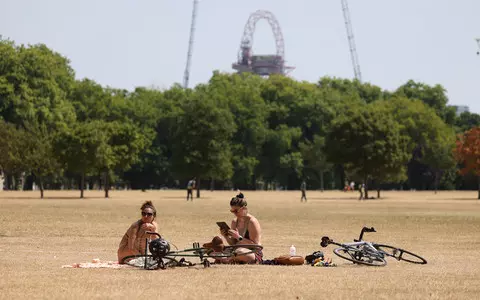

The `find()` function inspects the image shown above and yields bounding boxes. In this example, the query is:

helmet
[149,238,170,259]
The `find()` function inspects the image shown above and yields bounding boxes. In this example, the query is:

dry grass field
[1,189,480,299]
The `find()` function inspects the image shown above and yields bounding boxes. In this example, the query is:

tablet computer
[216,221,230,231]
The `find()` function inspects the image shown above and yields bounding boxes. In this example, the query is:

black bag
[305,251,324,265]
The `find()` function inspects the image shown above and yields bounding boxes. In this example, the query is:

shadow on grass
[163,196,213,200]
[305,197,377,201]
[0,196,102,200]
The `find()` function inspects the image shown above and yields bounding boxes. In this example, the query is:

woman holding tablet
[219,192,263,264]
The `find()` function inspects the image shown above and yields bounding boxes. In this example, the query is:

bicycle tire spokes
[374,244,427,264]
[334,246,386,267]
[122,244,264,270]
[123,255,159,269]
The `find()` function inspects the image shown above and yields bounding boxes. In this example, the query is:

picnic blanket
[62,258,133,269]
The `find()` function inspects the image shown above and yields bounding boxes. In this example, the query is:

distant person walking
[300,180,307,202]
[359,184,365,201]
[187,178,196,201]
[344,180,350,192]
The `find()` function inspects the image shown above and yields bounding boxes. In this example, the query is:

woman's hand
[141,223,155,231]
[220,228,229,237]
[227,229,241,240]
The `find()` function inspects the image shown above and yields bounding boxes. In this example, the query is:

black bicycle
[320,227,427,266]
[121,232,263,270]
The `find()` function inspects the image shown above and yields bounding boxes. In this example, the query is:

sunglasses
[141,212,153,217]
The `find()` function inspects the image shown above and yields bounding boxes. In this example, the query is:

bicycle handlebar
[146,231,162,238]
[355,227,376,242]
[322,227,377,247]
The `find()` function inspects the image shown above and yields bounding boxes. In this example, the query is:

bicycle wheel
[121,254,177,269]
[207,244,263,259]
[333,247,387,266]
[373,244,427,264]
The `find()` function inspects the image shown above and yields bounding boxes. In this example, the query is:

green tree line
[1,39,480,198]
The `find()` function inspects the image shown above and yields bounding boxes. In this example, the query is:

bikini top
[235,217,251,240]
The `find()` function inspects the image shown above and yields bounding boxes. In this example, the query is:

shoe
[203,236,225,252]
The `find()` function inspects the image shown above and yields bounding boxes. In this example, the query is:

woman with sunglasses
[118,201,159,263]
[219,192,263,264]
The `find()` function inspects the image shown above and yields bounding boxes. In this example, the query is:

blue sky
[2,0,480,113]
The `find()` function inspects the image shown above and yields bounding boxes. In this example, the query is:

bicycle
[121,232,263,270]
[320,227,427,266]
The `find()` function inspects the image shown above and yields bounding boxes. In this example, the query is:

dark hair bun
[230,192,247,207]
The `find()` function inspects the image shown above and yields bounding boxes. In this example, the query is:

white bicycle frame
[322,227,427,265]
[337,240,386,259]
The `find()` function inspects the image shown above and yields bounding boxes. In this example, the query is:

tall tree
[299,135,332,191]
[55,122,98,198]
[208,72,268,189]
[455,127,480,199]
[318,76,385,104]
[385,97,456,191]
[122,87,176,190]
[394,80,452,124]
[0,120,26,189]
[58,120,151,198]
[421,139,456,193]
[455,111,480,133]
[22,123,61,198]
[325,104,410,198]
[0,39,76,128]
[171,86,236,197]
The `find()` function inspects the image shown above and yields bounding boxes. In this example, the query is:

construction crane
[340,0,362,82]
[183,0,199,89]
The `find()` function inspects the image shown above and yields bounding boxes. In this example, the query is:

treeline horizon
[1,38,480,199]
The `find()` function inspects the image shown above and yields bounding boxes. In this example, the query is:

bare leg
[212,247,256,264]
[231,247,256,263]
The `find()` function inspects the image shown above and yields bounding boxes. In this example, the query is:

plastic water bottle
[289,245,296,256]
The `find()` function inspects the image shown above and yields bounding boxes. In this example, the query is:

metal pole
[183,0,199,89]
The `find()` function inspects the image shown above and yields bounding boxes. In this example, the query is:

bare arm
[149,221,159,238]
[140,221,159,239]
[152,221,158,232]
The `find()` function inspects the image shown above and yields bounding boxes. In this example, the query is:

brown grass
[1,190,480,299]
